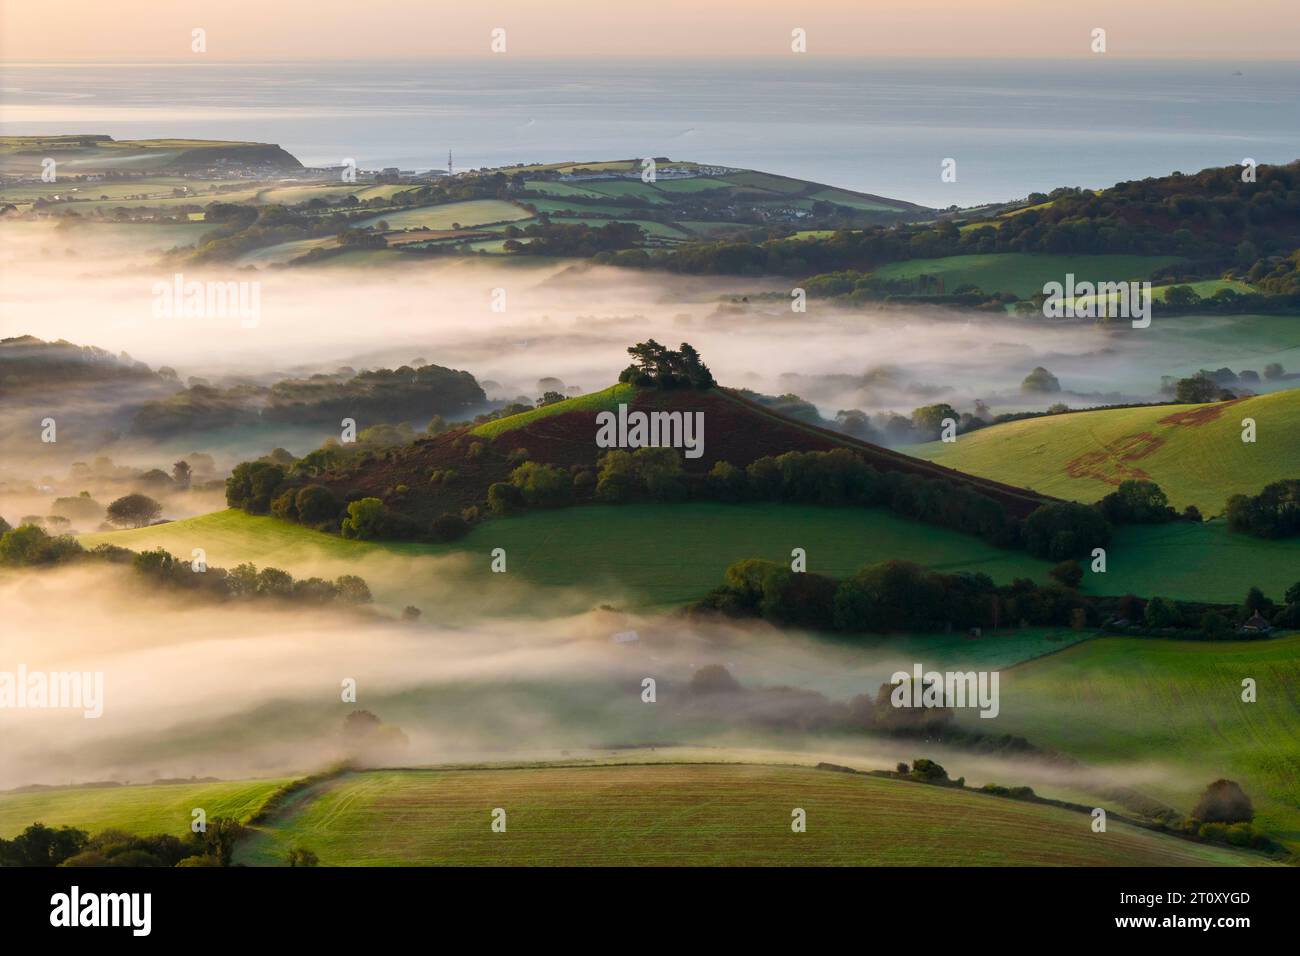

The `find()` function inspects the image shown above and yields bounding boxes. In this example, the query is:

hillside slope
[912,389,1300,514]
[232,763,1263,866]
[981,634,1300,850]
[321,384,1051,529]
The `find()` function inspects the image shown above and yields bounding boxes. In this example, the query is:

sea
[2,57,1298,208]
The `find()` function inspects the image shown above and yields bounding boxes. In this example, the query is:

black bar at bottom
[0,865,1281,941]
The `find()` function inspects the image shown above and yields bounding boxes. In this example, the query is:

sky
[1,0,1296,60]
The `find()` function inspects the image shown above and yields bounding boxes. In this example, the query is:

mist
[3,218,1263,436]
[0,562,1203,818]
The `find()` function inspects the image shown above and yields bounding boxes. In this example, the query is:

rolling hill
[0,135,301,176]
[317,383,1051,531]
[912,389,1300,514]
[1,143,934,262]
[231,763,1263,866]
[0,778,289,840]
[2,762,1265,866]
[869,252,1184,299]
[979,634,1300,850]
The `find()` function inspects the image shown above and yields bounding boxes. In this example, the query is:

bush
[295,484,340,525]
[708,461,747,502]
[757,569,838,630]
[225,461,286,514]
[1098,480,1176,524]
[430,512,470,542]
[340,498,387,539]
[689,664,742,695]
[1225,480,1300,539]
[270,488,299,521]
[1143,596,1178,628]
[510,461,573,508]
[287,847,319,867]
[1048,560,1083,589]
[1023,501,1112,560]
[721,558,781,605]
[1191,779,1254,824]
[0,524,84,566]
[335,575,372,604]
[487,481,525,515]
[909,758,951,783]
[832,560,945,632]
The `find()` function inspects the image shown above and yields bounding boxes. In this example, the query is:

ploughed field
[232,763,1263,866]
[913,389,1300,515]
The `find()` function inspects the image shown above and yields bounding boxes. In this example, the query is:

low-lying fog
[3,219,1278,429]
[0,563,1201,813]
[0,219,1261,819]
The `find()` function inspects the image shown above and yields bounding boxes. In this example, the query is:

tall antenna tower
[448,149,453,176]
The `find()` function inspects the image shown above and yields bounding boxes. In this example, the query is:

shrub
[708,461,747,502]
[335,575,373,604]
[1023,501,1112,560]
[510,461,573,508]
[430,512,470,542]
[1191,779,1254,824]
[295,484,340,525]
[0,524,84,566]
[1225,480,1300,539]
[1048,560,1083,589]
[340,498,387,539]
[1143,596,1178,629]
[1098,480,1176,524]
[487,481,525,515]
[225,461,286,514]
[270,488,299,521]
[909,758,951,783]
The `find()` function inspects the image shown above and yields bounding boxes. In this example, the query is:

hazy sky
[1,0,1294,60]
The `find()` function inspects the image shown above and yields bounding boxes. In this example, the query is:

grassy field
[469,383,634,439]
[0,778,288,839]
[579,180,674,203]
[871,253,1184,298]
[984,635,1300,849]
[519,181,612,199]
[82,495,1298,609]
[233,763,1261,866]
[556,216,689,238]
[235,235,336,266]
[913,389,1300,515]
[522,197,644,217]
[80,503,1052,611]
[356,199,531,230]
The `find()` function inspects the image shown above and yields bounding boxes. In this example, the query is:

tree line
[0,522,372,606]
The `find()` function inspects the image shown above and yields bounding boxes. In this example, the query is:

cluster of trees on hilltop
[596,161,1300,284]
[618,340,715,388]
[131,361,485,437]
